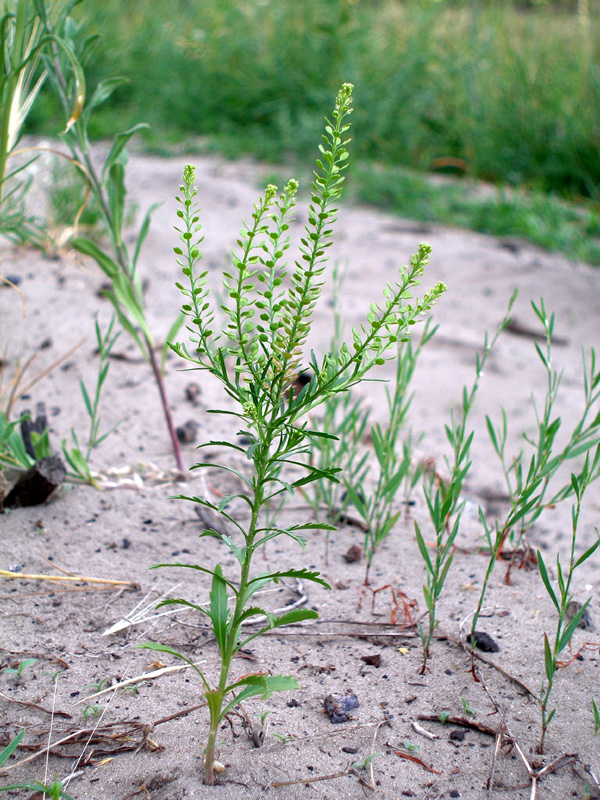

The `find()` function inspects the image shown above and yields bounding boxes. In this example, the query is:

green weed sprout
[62,315,120,486]
[140,84,446,785]
[1,777,73,800]
[472,300,600,637]
[0,412,36,470]
[0,731,73,798]
[346,320,436,584]
[416,292,516,672]
[592,698,600,736]
[3,657,37,680]
[537,452,600,753]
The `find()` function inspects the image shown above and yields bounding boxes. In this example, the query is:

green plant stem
[204,466,265,785]
[538,452,600,753]
[417,293,516,672]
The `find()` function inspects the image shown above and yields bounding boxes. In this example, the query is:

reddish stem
[147,345,184,474]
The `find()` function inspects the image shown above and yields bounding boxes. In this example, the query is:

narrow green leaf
[414,523,433,572]
[71,237,119,279]
[0,730,24,767]
[558,600,590,653]
[135,642,208,688]
[574,538,600,569]
[537,551,559,610]
[209,565,229,656]
[543,633,555,683]
[133,201,162,272]
[102,123,149,181]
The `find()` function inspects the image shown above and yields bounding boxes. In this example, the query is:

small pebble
[184,382,202,405]
[468,631,499,653]
[361,653,381,668]
[324,691,359,724]
[343,544,361,563]
[176,419,198,444]
[450,729,466,741]
[566,600,593,630]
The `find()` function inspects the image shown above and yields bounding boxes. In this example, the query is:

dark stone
[450,729,466,741]
[176,419,198,444]
[184,382,202,405]
[343,544,362,563]
[324,691,359,724]
[2,454,66,508]
[468,631,499,653]
[361,653,381,668]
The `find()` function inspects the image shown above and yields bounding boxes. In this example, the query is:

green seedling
[271,732,295,744]
[416,293,516,672]
[82,703,102,722]
[439,711,450,724]
[1,776,73,800]
[537,453,600,753]
[402,738,420,753]
[460,698,476,717]
[593,698,600,736]
[62,315,120,486]
[0,411,35,470]
[472,300,600,638]
[3,658,37,680]
[85,676,110,693]
[139,84,445,785]
[254,710,271,726]
[352,752,380,770]
[347,319,436,584]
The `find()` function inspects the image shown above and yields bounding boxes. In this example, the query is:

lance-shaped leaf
[209,565,229,656]
[239,608,318,649]
[135,642,209,690]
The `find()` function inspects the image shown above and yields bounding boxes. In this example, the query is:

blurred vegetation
[27,0,600,262]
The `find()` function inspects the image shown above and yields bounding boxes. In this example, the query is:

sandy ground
[2,149,600,799]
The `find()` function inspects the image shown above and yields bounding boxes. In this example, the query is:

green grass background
[30,0,600,263]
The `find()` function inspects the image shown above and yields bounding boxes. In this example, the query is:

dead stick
[452,636,536,699]
[417,713,509,740]
[272,766,352,788]
[0,570,136,587]
[487,711,506,799]
[0,691,72,719]
[77,662,206,703]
